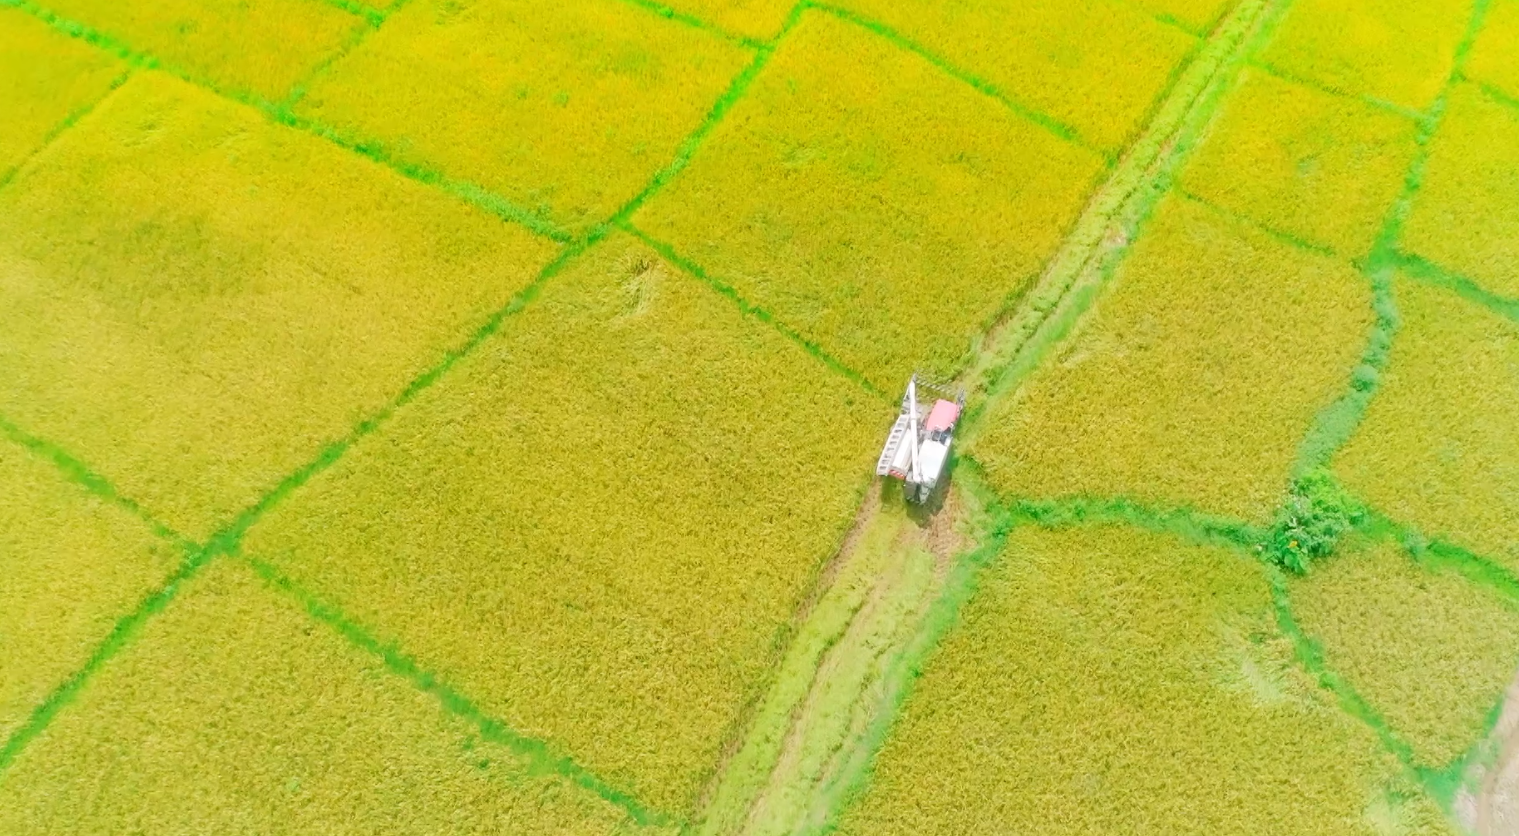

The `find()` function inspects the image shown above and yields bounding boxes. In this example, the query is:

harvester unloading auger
[875,373,965,504]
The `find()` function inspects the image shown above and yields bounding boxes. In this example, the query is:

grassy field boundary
[0,65,132,192]
[1394,251,1519,324]
[242,556,674,828]
[614,0,765,49]
[277,0,414,110]
[1292,0,1495,479]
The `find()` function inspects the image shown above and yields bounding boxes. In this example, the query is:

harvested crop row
[0,558,666,835]
[0,70,560,538]
[834,524,1454,836]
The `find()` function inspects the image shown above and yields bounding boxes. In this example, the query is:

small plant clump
[1259,469,1366,574]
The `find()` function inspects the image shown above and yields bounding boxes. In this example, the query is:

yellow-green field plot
[972,195,1372,521]
[1333,280,1519,572]
[1468,0,1519,100]
[37,0,371,102]
[1401,84,1519,301]
[1180,68,1420,257]
[834,524,1451,836]
[634,11,1107,390]
[1291,541,1519,768]
[0,6,125,177]
[0,439,181,745]
[242,234,881,816]
[0,70,559,539]
[828,0,1197,151]
[1258,0,1472,111]
[0,558,667,835]
[294,0,753,233]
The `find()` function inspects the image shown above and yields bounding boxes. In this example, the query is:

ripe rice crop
[634,11,1107,391]
[1332,280,1519,572]
[971,195,1372,521]
[829,0,1197,151]
[0,559,666,835]
[834,524,1450,836]
[1291,541,1519,768]
[1180,68,1420,257]
[294,0,753,233]
[1467,0,1519,100]
[0,7,123,176]
[242,233,881,816]
[0,440,180,744]
[1258,0,1471,111]
[0,70,560,537]
[656,0,794,41]
[1401,84,1519,300]
[39,0,370,102]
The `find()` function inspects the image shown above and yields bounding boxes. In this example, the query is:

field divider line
[1245,59,1429,122]
[1295,0,1494,478]
[612,0,765,49]
[1477,79,1519,114]
[1174,188,1339,258]
[0,543,218,777]
[0,65,133,194]
[278,0,417,111]
[1392,250,1519,323]
[0,0,572,244]
[311,0,385,28]
[616,221,887,401]
[957,0,1284,440]
[238,555,675,828]
[804,2,1105,159]
[209,241,586,547]
[0,412,192,549]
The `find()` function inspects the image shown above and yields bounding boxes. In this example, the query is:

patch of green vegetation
[1291,541,1519,768]
[634,11,1107,390]
[0,6,124,177]
[35,0,370,101]
[826,0,1198,151]
[1180,68,1420,257]
[1260,469,1366,573]
[972,195,1373,521]
[0,71,560,538]
[242,233,880,816]
[0,437,181,744]
[294,0,753,233]
[1468,0,1519,100]
[1258,0,1472,111]
[834,524,1444,836]
[1401,83,1519,301]
[0,558,667,835]
[1332,279,1519,573]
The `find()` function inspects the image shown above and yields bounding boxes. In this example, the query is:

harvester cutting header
[876,373,965,504]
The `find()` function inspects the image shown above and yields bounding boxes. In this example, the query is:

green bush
[1261,469,1366,573]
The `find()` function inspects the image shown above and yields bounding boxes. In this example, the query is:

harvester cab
[875,373,965,504]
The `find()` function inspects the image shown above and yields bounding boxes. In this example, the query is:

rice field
[2,0,1517,832]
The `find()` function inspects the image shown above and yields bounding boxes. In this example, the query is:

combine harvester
[876,373,965,504]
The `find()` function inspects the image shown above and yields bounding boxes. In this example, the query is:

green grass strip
[1175,187,1338,257]
[1245,59,1428,122]
[1479,79,1519,115]
[1000,487,1268,550]
[0,412,190,548]
[0,544,217,776]
[278,0,413,110]
[0,0,572,243]
[0,66,133,192]
[805,2,1101,156]
[1394,250,1519,324]
[241,555,674,828]
[1293,266,1400,474]
[618,222,885,400]
[613,0,765,49]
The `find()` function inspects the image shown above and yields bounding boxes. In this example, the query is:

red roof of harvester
[925,399,960,433]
